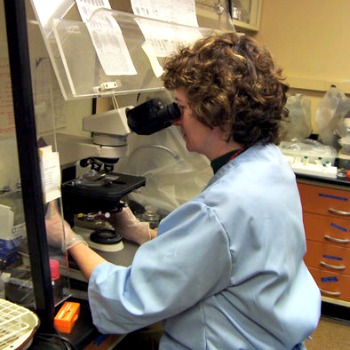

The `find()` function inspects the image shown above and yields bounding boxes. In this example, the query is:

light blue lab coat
[88,143,321,350]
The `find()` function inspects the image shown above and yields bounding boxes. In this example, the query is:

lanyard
[228,148,245,162]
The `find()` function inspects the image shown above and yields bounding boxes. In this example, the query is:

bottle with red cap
[50,259,63,305]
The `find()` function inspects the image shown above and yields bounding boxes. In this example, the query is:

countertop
[28,172,350,349]
[29,238,139,350]
[296,172,350,187]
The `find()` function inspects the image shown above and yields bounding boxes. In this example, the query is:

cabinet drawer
[309,267,350,302]
[305,241,350,273]
[303,212,350,245]
[298,183,350,216]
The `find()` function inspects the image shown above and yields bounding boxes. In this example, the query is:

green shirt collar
[211,149,242,174]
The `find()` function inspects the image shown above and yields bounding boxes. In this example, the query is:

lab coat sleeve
[88,200,233,334]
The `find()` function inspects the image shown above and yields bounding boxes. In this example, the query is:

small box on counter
[54,301,80,333]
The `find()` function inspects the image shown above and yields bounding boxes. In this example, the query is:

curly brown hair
[161,32,289,147]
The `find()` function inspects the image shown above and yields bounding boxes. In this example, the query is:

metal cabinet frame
[4,0,55,333]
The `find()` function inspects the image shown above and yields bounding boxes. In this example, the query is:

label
[12,222,26,239]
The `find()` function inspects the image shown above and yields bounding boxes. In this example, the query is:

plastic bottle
[141,206,160,229]
[50,259,63,305]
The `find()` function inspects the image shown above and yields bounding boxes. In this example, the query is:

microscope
[48,98,180,250]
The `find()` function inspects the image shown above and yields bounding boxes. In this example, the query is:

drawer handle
[320,261,346,270]
[328,207,350,216]
[320,288,341,297]
[324,235,350,244]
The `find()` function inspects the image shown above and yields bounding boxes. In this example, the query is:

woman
[46,32,321,349]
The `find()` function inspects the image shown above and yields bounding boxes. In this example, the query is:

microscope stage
[62,172,146,213]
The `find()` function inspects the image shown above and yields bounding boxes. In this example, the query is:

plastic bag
[114,126,212,215]
[333,95,350,154]
[333,96,350,137]
[282,94,312,141]
[315,86,346,149]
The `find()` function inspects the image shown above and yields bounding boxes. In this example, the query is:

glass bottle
[141,205,160,229]
[50,259,63,305]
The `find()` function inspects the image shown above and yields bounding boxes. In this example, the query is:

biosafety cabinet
[27,0,234,100]
[0,0,234,345]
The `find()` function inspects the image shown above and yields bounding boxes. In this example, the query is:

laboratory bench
[29,298,122,350]
[296,173,350,321]
[26,173,350,349]
[32,173,350,349]
[27,240,139,350]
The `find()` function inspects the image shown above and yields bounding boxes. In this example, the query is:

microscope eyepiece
[157,102,181,122]
[126,98,181,135]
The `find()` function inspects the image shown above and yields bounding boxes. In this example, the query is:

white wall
[255,0,350,132]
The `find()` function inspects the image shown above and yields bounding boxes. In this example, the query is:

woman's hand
[45,201,106,281]
[108,206,152,245]
[45,201,86,252]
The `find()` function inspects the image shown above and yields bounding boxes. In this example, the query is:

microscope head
[83,107,130,147]
[126,98,181,135]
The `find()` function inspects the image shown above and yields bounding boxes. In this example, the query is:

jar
[141,206,160,229]
[50,259,63,305]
